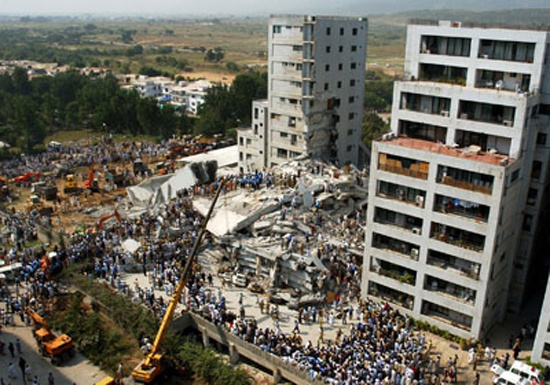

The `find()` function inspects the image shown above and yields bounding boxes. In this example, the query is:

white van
[494,371,529,385]
[509,361,543,384]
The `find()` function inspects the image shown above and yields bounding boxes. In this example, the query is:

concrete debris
[196,158,367,295]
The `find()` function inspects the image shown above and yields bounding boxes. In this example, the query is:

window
[523,215,533,232]
[349,112,355,120]
[340,27,344,35]
[337,81,342,88]
[239,137,244,146]
[347,129,354,136]
[339,46,343,53]
[527,188,538,205]
[352,28,358,35]
[537,133,547,145]
[326,27,331,35]
[350,79,356,87]
[277,148,288,158]
[246,138,252,145]
[254,124,258,135]
[531,160,542,180]
[351,45,357,52]
[325,64,330,71]
[324,83,329,91]
[349,96,355,103]
[351,63,357,70]
[296,63,303,70]
[292,45,302,52]
[347,145,353,152]
[511,169,520,182]
[288,117,296,127]
[239,152,243,161]
[280,132,288,138]
[326,46,331,53]
[338,63,343,71]
[273,25,282,34]
[246,154,252,160]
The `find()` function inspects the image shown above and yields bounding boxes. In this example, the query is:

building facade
[362,20,550,338]
[238,15,368,172]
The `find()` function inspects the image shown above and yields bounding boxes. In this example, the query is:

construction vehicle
[94,377,115,385]
[131,184,222,383]
[32,181,58,201]
[98,210,122,231]
[63,174,80,194]
[105,168,124,188]
[27,195,54,216]
[28,308,75,365]
[13,171,41,185]
[83,166,100,193]
[133,159,150,176]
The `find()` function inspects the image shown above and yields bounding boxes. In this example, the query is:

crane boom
[133,183,222,381]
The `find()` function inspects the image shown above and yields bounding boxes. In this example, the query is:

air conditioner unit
[416,195,425,207]
[503,120,513,127]
[460,113,469,120]
[441,110,450,117]
[411,248,419,258]
[412,227,421,235]
[482,54,489,59]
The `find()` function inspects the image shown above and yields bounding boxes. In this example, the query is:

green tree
[9,96,45,153]
[362,112,390,149]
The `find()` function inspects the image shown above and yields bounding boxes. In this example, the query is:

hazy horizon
[0,0,549,17]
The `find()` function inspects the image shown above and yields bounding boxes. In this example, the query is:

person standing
[8,342,14,358]
[15,338,22,355]
[48,372,55,385]
[18,356,26,384]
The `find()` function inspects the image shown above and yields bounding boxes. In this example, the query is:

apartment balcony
[431,223,485,253]
[433,194,489,223]
[424,276,476,305]
[378,153,429,180]
[458,100,516,127]
[475,69,531,94]
[427,250,481,280]
[370,258,417,286]
[368,281,414,310]
[400,92,451,116]
[376,180,426,208]
[419,63,467,86]
[421,300,473,332]
[372,233,420,261]
[478,39,535,63]
[374,207,423,235]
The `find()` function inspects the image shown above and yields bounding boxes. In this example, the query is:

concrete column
[200,327,209,347]
[255,256,262,276]
[273,368,282,383]
[228,343,239,364]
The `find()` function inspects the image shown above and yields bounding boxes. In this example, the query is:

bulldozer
[27,195,53,216]
[83,166,100,193]
[131,184,222,383]
[63,174,80,194]
[28,308,75,365]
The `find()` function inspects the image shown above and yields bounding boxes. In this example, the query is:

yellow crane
[131,184,222,383]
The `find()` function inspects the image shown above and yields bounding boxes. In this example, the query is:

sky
[0,0,332,15]
[0,0,547,16]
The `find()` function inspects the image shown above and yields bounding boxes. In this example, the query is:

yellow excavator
[131,184,222,383]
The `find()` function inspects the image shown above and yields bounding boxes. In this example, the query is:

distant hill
[368,8,550,27]
[332,0,550,15]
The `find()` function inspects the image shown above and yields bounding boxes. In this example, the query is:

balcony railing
[379,163,428,180]
[438,176,492,195]
[376,191,424,207]
[427,257,480,280]
[372,241,420,261]
[425,282,476,305]
[434,203,488,223]
[368,283,414,310]
[374,217,422,235]
[371,266,416,285]
[431,232,484,252]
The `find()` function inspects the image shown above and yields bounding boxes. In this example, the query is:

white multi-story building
[362,20,550,339]
[238,15,368,172]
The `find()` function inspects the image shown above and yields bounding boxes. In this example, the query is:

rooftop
[380,136,514,166]
[409,19,550,32]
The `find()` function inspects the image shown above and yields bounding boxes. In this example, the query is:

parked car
[232,273,247,287]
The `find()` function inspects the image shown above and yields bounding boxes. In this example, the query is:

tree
[9,96,45,153]
[12,67,31,95]
[204,48,224,63]
[362,112,390,149]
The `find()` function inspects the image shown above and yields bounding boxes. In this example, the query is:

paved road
[0,317,108,385]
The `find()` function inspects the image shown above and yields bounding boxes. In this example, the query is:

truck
[28,309,75,365]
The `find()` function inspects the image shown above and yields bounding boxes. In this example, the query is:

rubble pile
[195,159,368,299]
